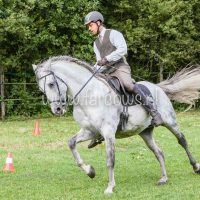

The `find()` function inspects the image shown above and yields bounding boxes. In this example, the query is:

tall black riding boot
[132,84,164,127]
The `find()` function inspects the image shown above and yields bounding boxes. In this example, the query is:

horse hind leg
[166,123,200,174]
[139,126,168,185]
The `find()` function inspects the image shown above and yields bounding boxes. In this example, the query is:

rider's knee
[124,83,134,93]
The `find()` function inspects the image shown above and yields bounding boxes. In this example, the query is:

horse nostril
[57,107,61,112]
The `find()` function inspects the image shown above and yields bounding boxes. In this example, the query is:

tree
[101,0,200,81]
[0,0,99,117]
[0,0,199,117]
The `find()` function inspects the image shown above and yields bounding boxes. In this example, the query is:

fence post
[159,63,163,82]
[0,67,5,120]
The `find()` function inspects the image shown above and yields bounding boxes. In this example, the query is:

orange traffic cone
[3,152,15,172]
[34,120,40,136]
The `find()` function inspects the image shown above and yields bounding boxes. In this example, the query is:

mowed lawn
[0,111,200,200]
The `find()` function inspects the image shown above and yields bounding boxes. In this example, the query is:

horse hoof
[87,165,95,179]
[104,187,113,195]
[194,163,200,174]
[157,177,168,185]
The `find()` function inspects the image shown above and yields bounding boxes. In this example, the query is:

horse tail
[157,65,200,110]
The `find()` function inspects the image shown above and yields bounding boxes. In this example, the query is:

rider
[84,11,164,148]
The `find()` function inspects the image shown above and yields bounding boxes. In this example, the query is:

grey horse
[33,56,200,194]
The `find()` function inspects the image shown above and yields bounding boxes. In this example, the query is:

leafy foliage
[101,0,200,81]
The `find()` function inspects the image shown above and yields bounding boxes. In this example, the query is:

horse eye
[48,83,54,88]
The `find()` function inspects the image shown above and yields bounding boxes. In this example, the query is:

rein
[73,65,102,100]
[36,65,102,105]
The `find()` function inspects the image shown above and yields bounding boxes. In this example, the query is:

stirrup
[88,138,104,149]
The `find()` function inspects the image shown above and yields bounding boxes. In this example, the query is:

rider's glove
[97,57,108,66]
[93,64,106,73]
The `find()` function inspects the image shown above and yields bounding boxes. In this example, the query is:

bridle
[35,64,102,106]
[36,71,68,105]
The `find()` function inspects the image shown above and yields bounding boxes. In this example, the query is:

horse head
[32,60,68,116]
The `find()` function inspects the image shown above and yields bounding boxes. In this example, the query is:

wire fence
[0,69,177,120]
[0,80,45,120]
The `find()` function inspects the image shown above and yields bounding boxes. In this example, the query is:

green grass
[0,111,200,200]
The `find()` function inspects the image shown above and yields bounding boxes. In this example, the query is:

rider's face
[87,22,99,35]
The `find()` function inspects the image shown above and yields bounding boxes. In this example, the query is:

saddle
[107,76,152,106]
[107,76,153,130]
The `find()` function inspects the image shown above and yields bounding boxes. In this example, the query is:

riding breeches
[109,66,135,92]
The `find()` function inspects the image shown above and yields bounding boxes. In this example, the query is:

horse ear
[32,64,37,72]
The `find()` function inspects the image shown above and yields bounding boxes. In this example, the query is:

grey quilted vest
[95,29,129,74]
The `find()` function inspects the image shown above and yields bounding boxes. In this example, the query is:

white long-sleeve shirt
[93,27,128,62]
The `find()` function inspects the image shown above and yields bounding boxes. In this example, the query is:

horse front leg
[68,128,96,178]
[103,129,116,194]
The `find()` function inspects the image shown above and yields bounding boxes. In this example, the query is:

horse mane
[38,55,94,73]
[38,55,111,89]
